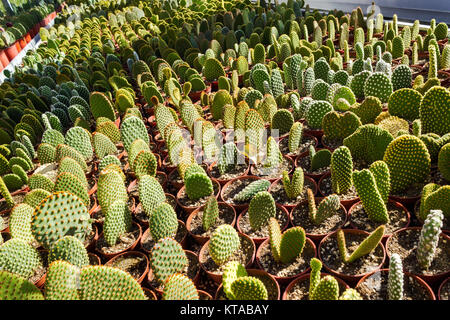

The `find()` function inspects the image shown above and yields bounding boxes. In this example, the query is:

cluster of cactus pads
[0,0,448,302]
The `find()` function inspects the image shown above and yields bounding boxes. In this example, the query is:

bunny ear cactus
[98,170,127,215]
[271,109,294,135]
[0,238,43,279]
[308,190,340,225]
[388,88,422,122]
[233,179,271,202]
[419,86,450,136]
[269,218,306,264]
[417,209,444,270]
[248,191,276,230]
[322,111,362,141]
[9,203,35,244]
[211,90,233,121]
[92,132,117,159]
[337,225,385,263]
[90,92,116,122]
[202,196,219,232]
[0,271,44,300]
[306,100,333,129]
[120,116,149,153]
[162,273,199,300]
[339,288,363,300]
[37,143,56,165]
[45,261,80,300]
[58,157,88,188]
[55,144,88,172]
[48,236,89,268]
[388,253,404,300]
[150,237,188,284]
[65,127,93,160]
[308,258,339,300]
[282,168,304,199]
[330,146,353,195]
[31,191,92,250]
[0,176,14,209]
[383,135,430,193]
[149,202,178,242]
[264,136,283,169]
[138,175,166,217]
[363,72,393,103]
[203,58,226,82]
[209,224,240,266]
[80,266,146,300]
[231,276,268,300]
[218,142,239,175]
[288,122,303,154]
[104,199,132,247]
[54,172,90,208]
[184,164,214,201]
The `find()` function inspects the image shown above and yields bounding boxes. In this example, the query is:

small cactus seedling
[309,258,339,300]
[307,189,340,225]
[388,253,404,300]
[269,218,306,264]
[417,210,443,270]
[202,196,219,232]
[337,225,385,263]
[282,168,304,199]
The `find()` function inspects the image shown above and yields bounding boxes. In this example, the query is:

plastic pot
[105,251,149,284]
[219,175,265,212]
[4,43,19,61]
[268,175,318,212]
[96,222,142,260]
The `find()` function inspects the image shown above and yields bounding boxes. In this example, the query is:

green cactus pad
[0,270,44,300]
[248,191,276,230]
[162,273,199,300]
[48,236,89,268]
[150,237,188,284]
[209,224,240,266]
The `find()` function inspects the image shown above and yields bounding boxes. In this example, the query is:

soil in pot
[251,158,293,180]
[107,253,147,281]
[291,201,347,237]
[257,239,316,278]
[349,201,409,235]
[278,135,317,157]
[321,136,343,150]
[189,204,235,238]
[238,206,289,239]
[95,223,140,255]
[386,228,450,277]
[296,154,330,176]
[141,221,187,253]
[216,271,279,300]
[414,200,449,230]
[319,175,358,201]
[440,279,450,300]
[221,177,265,205]
[270,178,317,206]
[209,164,248,181]
[320,232,385,277]
[200,234,254,276]
[284,274,348,300]
[356,270,434,300]
[148,251,199,290]
[82,227,97,248]
[0,193,25,213]
[30,251,48,285]
[389,181,428,199]
[177,180,220,209]
[196,268,219,297]
[88,253,101,265]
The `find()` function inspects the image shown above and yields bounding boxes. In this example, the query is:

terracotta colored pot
[88,180,97,196]
[318,172,359,210]
[388,193,421,207]
[236,203,291,245]
[206,161,250,186]
[198,290,213,300]
[84,224,99,252]
[15,41,21,53]
[25,33,32,43]
[105,251,149,284]
[88,252,101,265]
[215,269,280,300]
[34,273,46,289]
[5,43,19,61]
[320,135,343,152]
[348,199,410,242]
[385,227,450,285]
[199,233,256,284]
[295,152,330,181]
[290,200,348,243]
[18,38,27,49]
[0,50,8,69]
[143,287,158,300]
[355,269,436,300]
[186,202,237,245]
[219,175,264,212]
[282,272,349,300]
[96,222,142,260]
[304,127,324,139]
[162,155,177,175]
[269,175,318,212]
[176,178,221,215]
[249,155,295,182]
[318,229,386,284]
[255,237,317,285]
[278,133,319,158]
[438,277,450,300]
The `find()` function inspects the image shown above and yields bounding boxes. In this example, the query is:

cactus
[419,86,450,136]
[202,196,219,232]
[209,224,240,266]
[104,199,132,247]
[149,202,178,242]
[97,118,121,143]
[388,88,422,121]
[282,168,304,199]
[217,142,239,176]
[288,122,303,154]
[28,174,54,192]
[54,172,89,208]
[363,72,393,103]
[203,58,226,82]
[306,101,333,129]
[162,273,199,300]
[65,127,93,160]
[80,266,145,300]
[9,203,35,244]
[184,164,214,201]
[97,169,127,215]
[310,147,331,171]
[138,175,166,217]
[55,144,88,172]
[383,135,431,193]
[339,289,363,300]
[0,238,43,279]
[391,65,412,91]
[90,92,116,121]
[322,111,361,141]
[233,179,271,202]
[45,261,80,300]
[330,146,353,195]
[417,210,443,270]
[92,132,117,159]
[31,191,91,249]
[388,253,404,300]
[350,70,371,99]
[308,189,340,225]
[211,90,233,121]
[269,218,306,264]
[248,191,276,230]
[150,237,188,284]
[337,225,385,263]
[0,270,44,300]
[120,116,149,153]
[42,129,65,147]
[271,109,294,135]
[48,236,89,268]
[59,157,88,188]
[0,176,14,208]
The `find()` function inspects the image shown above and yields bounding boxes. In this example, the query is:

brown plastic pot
[162,155,177,173]
[282,272,349,300]
[96,222,142,260]
[318,172,359,210]
[219,175,264,211]
[215,269,280,300]
[438,277,450,300]
[318,229,386,285]
[186,201,236,245]
[176,178,221,215]
[388,193,421,207]
[0,50,9,68]
[385,227,450,285]
[5,43,19,61]
[290,200,348,243]
[269,175,318,212]
[348,199,411,242]
[143,287,158,300]
[355,269,436,300]
[84,224,99,252]
[18,37,27,49]
[278,133,318,158]
[88,180,97,196]
[105,251,149,284]
[249,155,295,182]
[206,161,250,186]
[320,135,342,152]
[236,203,291,245]
[198,290,213,300]
[199,233,256,284]
[88,252,101,265]
[34,272,46,289]
[295,152,330,181]
[304,127,324,139]
[256,237,317,285]
[167,167,184,189]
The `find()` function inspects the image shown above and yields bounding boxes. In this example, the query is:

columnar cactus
[209,224,240,266]
[330,146,353,194]
[337,225,385,263]
[388,253,404,300]
[218,142,239,175]
[288,122,303,153]
[417,210,444,270]
[150,237,188,284]
[269,217,306,264]
[233,179,271,202]
[248,191,276,230]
